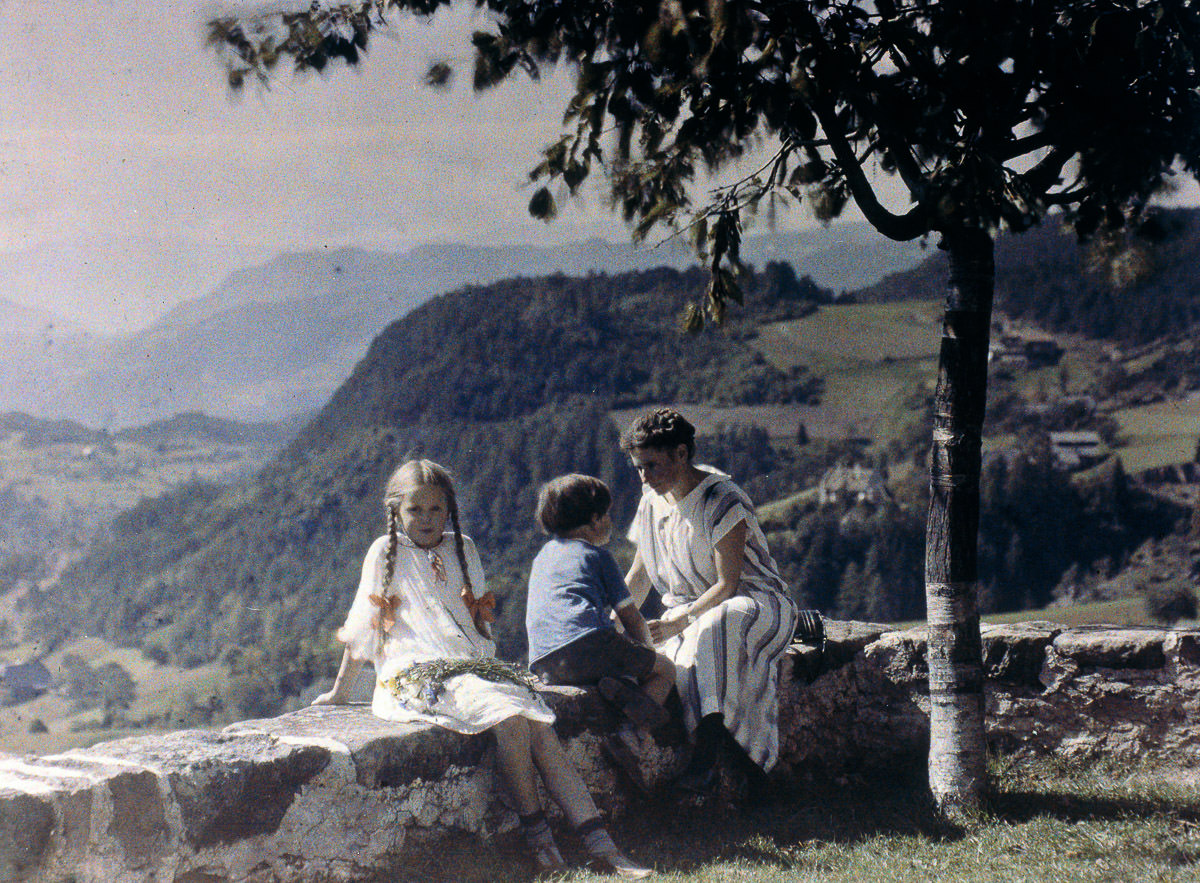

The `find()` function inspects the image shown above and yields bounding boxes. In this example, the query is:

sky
[1,0,1198,333]
[0,1,652,331]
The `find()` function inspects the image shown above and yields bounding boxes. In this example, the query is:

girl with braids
[313,459,651,878]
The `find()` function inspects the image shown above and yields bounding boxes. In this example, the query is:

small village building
[1048,431,1105,470]
[1024,339,1065,368]
[1,659,53,704]
[988,335,1064,371]
[817,463,892,505]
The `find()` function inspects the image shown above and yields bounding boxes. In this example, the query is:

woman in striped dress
[622,408,798,794]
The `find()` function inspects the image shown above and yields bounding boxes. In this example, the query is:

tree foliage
[210,0,1200,321]
[866,208,1200,347]
[206,0,1200,811]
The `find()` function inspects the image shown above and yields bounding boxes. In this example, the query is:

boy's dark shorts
[531,628,657,686]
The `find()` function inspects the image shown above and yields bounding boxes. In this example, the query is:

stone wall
[2,621,1197,883]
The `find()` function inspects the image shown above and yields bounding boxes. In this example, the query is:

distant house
[818,464,892,505]
[1027,395,1098,420]
[988,335,1029,371]
[1139,462,1200,486]
[1,658,53,704]
[1049,431,1105,470]
[1024,339,1064,368]
[988,335,1064,370]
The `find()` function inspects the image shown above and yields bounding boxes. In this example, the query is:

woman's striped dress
[629,468,798,770]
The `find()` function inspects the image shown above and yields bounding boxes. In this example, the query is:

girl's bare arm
[312,648,365,705]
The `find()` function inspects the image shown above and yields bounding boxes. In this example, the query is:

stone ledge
[3,621,1198,882]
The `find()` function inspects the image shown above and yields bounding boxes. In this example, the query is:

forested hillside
[25,264,829,712]
[865,207,1200,345]
[20,255,1192,726]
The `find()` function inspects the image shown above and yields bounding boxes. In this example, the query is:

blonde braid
[446,497,473,595]
[383,503,400,591]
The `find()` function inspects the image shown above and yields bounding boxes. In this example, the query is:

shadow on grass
[373,759,1200,881]
[989,787,1200,826]
[614,770,962,875]
[368,766,959,882]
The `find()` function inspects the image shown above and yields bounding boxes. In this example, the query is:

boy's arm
[616,601,654,648]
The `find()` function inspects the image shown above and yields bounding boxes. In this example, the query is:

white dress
[338,531,554,734]
[629,468,798,770]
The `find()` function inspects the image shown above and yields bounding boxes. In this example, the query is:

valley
[3,214,1199,756]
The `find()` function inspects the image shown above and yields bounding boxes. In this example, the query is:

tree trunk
[925,226,993,816]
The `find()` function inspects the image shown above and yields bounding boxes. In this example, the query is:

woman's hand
[649,605,691,643]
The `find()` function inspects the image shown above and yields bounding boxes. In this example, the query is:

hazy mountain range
[0,224,926,427]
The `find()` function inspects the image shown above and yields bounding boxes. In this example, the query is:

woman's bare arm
[624,549,653,607]
[649,521,747,643]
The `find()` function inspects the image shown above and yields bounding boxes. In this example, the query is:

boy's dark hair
[619,407,696,460]
[537,474,612,536]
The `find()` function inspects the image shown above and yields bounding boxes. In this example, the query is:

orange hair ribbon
[462,588,497,624]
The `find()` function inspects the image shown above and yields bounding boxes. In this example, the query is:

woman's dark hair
[536,474,612,536]
[620,407,696,459]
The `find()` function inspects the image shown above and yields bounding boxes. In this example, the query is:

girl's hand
[472,610,493,640]
[311,687,347,706]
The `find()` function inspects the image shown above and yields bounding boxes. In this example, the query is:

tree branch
[999,130,1055,162]
[811,86,928,240]
[1022,146,1075,196]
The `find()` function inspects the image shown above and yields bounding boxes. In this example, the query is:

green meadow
[1113,397,1200,473]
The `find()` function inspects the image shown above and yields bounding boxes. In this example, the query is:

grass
[0,434,270,520]
[378,757,1200,882]
[753,300,943,375]
[745,299,941,446]
[891,596,1194,631]
[0,634,227,756]
[980,597,1159,629]
[1112,398,1200,473]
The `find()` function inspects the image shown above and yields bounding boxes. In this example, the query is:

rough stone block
[0,788,54,881]
[821,621,892,671]
[95,729,331,850]
[1165,630,1200,667]
[1052,627,1167,670]
[107,769,169,869]
[229,707,485,790]
[863,628,928,683]
[981,622,1058,689]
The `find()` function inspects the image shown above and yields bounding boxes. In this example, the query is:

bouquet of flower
[382,657,539,712]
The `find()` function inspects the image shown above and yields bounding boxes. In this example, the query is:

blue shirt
[525,538,631,665]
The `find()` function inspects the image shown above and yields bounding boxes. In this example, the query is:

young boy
[526,474,674,730]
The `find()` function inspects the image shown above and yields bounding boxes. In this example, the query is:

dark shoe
[673,762,718,796]
[793,609,825,645]
[522,812,566,873]
[530,842,567,873]
[602,729,650,793]
[599,676,669,731]
[590,847,654,879]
